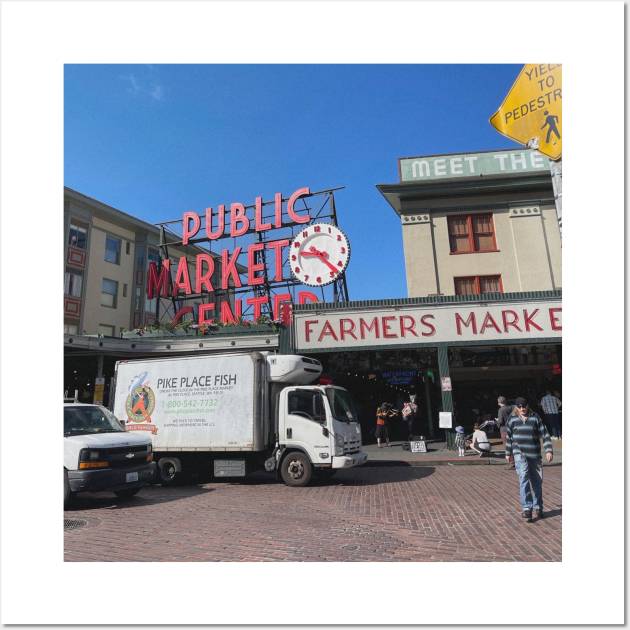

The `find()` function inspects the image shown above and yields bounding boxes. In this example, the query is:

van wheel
[158,459,179,486]
[64,469,72,509]
[280,452,312,487]
[114,488,141,499]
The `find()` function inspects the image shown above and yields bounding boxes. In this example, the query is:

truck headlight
[78,449,109,469]
[334,434,344,456]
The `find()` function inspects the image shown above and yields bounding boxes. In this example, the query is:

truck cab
[279,384,366,477]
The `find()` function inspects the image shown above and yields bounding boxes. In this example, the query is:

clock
[289,223,351,286]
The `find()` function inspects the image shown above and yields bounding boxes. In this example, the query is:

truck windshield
[64,406,125,436]
[325,388,359,424]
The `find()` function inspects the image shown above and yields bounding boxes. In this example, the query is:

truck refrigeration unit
[112,352,367,486]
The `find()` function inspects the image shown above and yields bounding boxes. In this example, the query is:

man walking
[540,390,562,439]
[505,397,553,522]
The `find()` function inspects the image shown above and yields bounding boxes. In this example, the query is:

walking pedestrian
[469,422,491,457]
[454,425,466,457]
[505,397,553,522]
[540,390,562,439]
[497,396,513,465]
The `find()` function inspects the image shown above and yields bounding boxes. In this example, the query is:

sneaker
[522,510,533,522]
[533,509,544,520]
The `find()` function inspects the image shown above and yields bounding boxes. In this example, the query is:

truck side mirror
[322,427,329,437]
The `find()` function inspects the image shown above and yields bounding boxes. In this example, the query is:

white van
[64,403,155,507]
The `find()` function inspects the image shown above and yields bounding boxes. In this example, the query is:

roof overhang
[377,172,554,216]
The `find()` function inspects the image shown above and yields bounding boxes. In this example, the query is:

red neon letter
[247,243,265,286]
[246,295,269,320]
[298,291,318,305]
[182,212,200,245]
[230,203,249,237]
[220,299,242,324]
[273,293,292,320]
[206,205,225,240]
[173,257,192,295]
[221,247,242,290]
[287,187,311,224]
[198,303,216,325]
[267,239,289,282]
[274,192,283,228]
[255,196,272,233]
[172,306,193,325]
[195,253,215,293]
[147,259,171,299]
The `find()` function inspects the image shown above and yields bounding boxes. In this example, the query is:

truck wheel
[114,488,141,499]
[158,459,179,486]
[280,452,312,487]
[64,469,72,509]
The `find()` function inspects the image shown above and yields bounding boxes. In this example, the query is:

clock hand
[303,246,340,274]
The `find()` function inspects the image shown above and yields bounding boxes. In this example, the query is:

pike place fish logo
[125,377,158,434]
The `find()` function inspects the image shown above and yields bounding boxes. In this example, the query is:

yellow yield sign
[490,64,562,161]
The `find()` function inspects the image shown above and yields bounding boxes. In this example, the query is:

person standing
[497,396,513,465]
[375,403,393,448]
[505,397,553,522]
[401,398,418,440]
[454,426,467,457]
[540,390,562,439]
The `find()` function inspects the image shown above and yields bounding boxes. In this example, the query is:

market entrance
[447,343,562,432]
[311,347,441,444]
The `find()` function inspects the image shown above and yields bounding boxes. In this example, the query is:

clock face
[289,223,351,286]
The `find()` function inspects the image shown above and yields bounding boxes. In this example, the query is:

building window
[105,235,121,264]
[98,324,115,337]
[454,275,503,295]
[64,270,83,297]
[101,278,118,308]
[64,323,78,335]
[126,241,131,255]
[68,221,88,249]
[123,283,128,298]
[448,213,497,254]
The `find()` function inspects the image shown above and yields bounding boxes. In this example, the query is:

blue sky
[64,64,522,301]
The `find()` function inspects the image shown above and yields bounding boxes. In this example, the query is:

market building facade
[64,148,561,441]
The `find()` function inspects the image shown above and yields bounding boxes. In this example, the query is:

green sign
[399,149,550,183]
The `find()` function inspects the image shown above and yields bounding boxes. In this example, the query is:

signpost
[490,64,562,234]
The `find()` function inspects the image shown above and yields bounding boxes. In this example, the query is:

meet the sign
[399,149,550,183]
[294,300,562,350]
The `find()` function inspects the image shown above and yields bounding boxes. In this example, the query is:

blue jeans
[514,454,543,512]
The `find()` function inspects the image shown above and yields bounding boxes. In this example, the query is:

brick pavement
[64,464,561,562]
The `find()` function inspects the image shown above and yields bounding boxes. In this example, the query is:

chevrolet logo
[125,453,135,459]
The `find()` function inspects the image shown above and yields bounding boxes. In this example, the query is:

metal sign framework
[153,187,350,323]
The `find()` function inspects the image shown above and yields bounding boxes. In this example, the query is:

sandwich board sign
[490,64,562,161]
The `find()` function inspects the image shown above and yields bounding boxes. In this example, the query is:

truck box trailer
[112,352,367,486]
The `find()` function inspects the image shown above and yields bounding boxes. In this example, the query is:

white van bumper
[332,450,368,469]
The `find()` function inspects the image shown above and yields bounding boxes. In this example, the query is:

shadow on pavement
[65,485,214,512]
[321,466,436,486]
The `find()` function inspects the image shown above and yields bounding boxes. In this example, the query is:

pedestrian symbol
[490,64,562,161]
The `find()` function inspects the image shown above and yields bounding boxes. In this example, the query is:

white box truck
[112,352,367,486]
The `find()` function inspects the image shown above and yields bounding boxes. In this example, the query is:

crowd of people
[375,389,561,523]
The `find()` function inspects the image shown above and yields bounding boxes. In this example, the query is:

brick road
[64,463,561,561]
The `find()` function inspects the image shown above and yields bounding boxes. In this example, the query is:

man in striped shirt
[505,397,553,522]
[540,390,562,439]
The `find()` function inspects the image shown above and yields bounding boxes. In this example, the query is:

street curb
[362,460,562,468]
